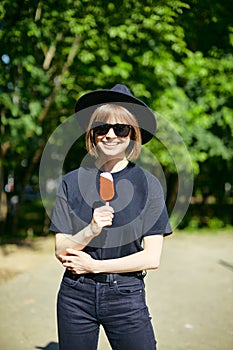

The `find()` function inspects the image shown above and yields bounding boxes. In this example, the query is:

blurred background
[0,0,232,240]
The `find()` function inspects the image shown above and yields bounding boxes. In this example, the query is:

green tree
[0,0,191,234]
[0,0,232,235]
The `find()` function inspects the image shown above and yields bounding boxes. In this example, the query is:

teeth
[104,143,119,145]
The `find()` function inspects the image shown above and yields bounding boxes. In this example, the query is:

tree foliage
[0,0,232,235]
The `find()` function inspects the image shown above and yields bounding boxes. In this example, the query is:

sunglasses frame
[92,123,132,138]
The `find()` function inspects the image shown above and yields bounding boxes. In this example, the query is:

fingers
[61,250,93,274]
[94,205,114,215]
[61,254,77,269]
[61,256,73,270]
[93,205,114,228]
[66,248,80,255]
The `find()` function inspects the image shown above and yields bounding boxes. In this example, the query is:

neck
[96,157,129,173]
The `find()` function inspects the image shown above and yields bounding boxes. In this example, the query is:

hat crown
[75,83,157,144]
[111,84,133,97]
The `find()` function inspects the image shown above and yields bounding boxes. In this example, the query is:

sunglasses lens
[114,124,131,137]
[92,124,131,137]
[93,124,110,135]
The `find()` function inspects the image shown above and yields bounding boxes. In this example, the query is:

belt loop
[79,275,84,283]
[109,273,115,285]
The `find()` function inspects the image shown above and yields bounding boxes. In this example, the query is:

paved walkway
[0,232,232,350]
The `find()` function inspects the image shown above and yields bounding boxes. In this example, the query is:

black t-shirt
[50,162,172,260]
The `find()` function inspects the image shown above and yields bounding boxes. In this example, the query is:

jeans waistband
[66,271,145,283]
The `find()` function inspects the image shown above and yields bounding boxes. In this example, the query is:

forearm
[62,235,164,274]
[55,222,100,259]
[55,205,114,261]
[92,249,161,274]
[92,235,164,274]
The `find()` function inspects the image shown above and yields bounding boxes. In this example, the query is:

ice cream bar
[99,172,114,203]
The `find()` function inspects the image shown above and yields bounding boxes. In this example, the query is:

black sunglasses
[92,123,132,137]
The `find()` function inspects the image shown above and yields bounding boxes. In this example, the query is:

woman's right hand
[91,205,114,235]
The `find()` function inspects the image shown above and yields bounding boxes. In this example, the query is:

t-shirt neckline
[98,162,135,179]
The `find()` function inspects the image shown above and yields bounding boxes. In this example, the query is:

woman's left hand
[61,248,95,274]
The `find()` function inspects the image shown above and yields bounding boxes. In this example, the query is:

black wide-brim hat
[75,84,157,144]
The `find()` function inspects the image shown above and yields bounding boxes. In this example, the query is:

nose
[105,127,117,138]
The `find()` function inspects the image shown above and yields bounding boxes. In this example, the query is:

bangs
[89,104,139,128]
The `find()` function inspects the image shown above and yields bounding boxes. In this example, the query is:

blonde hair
[85,104,142,160]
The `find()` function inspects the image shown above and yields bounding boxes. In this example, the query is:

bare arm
[55,226,98,260]
[95,235,164,273]
[55,205,114,260]
[62,235,164,274]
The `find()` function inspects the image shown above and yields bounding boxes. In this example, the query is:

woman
[50,84,172,350]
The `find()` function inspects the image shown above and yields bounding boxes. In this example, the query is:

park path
[0,232,232,350]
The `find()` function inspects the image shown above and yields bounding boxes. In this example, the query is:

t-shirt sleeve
[142,175,172,237]
[49,180,74,234]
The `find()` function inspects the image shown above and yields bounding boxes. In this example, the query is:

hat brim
[75,90,156,144]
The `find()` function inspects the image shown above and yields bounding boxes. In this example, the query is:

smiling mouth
[102,142,121,146]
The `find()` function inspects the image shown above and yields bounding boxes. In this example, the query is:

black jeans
[57,272,157,350]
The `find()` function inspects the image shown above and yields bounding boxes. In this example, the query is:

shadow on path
[35,342,58,350]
